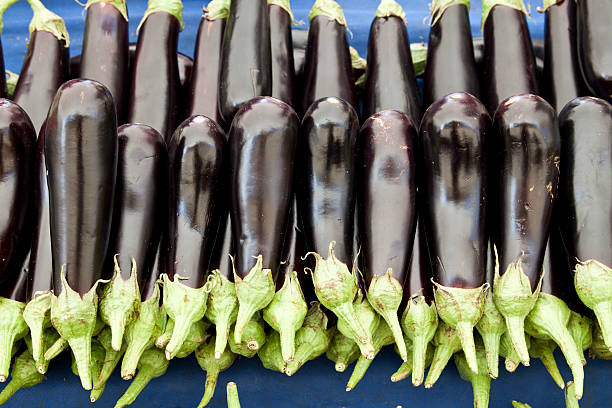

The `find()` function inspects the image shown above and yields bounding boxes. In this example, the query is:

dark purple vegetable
[269,0,295,107]
[473,37,544,84]
[292,28,308,79]
[219,0,272,123]
[45,79,118,390]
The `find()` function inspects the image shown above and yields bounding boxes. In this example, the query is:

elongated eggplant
[541,0,587,113]
[187,0,229,126]
[219,0,271,122]
[13,0,69,134]
[0,100,36,382]
[79,0,128,123]
[577,0,612,103]
[98,124,166,352]
[269,0,295,107]
[357,110,416,363]
[420,92,489,374]
[161,115,225,359]
[482,0,538,115]
[423,0,480,109]
[45,79,118,390]
[363,0,420,123]
[474,37,545,82]
[229,97,298,345]
[301,0,356,114]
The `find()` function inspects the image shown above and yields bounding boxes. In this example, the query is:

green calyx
[195,336,236,408]
[285,302,334,376]
[309,0,348,29]
[574,259,612,351]
[233,255,275,345]
[44,318,104,362]
[430,0,470,26]
[113,348,169,408]
[589,321,612,360]
[529,337,564,389]
[512,402,533,408]
[85,0,128,21]
[204,0,230,20]
[475,290,506,379]
[337,292,378,359]
[0,350,44,404]
[268,0,294,22]
[5,70,18,98]
[26,0,69,46]
[71,339,105,396]
[24,327,60,374]
[0,0,19,33]
[402,293,438,385]
[229,313,266,358]
[91,327,127,402]
[391,341,434,382]
[346,321,394,391]
[263,271,307,363]
[433,281,488,375]
[410,43,427,76]
[161,273,210,360]
[226,382,241,408]
[539,0,562,12]
[367,268,407,362]
[138,0,183,31]
[565,381,580,408]
[121,284,165,379]
[424,320,462,388]
[158,319,209,359]
[500,331,530,373]
[99,256,140,351]
[205,270,238,360]
[375,0,406,22]
[568,311,592,366]
[525,292,583,399]
[23,292,52,366]
[258,331,285,373]
[454,344,491,408]
[0,297,28,382]
[482,0,529,31]
[326,330,360,372]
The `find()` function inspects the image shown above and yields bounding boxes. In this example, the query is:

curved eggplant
[269,0,295,107]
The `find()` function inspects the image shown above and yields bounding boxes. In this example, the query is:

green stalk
[91,327,127,402]
[402,293,438,385]
[409,43,427,76]
[44,319,104,362]
[326,330,360,372]
[205,270,238,359]
[567,312,592,366]
[336,292,379,359]
[195,337,236,408]
[5,70,17,99]
[229,313,267,358]
[454,343,491,408]
[475,291,506,378]
[499,331,530,373]
[589,321,612,360]
[160,320,210,359]
[512,402,533,408]
[204,0,231,21]
[430,0,470,26]
[0,0,19,33]
[565,381,579,408]
[0,350,43,405]
[113,348,169,408]
[345,321,394,391]
[71,340,106,397]
[24,328,60,374]
[25,0,70,45]
[0,297,29,382]
[226,382,241,408]
[424,321,462,388]
[22,292,52,367]
[529,338,565,389]
[258,331,285,373]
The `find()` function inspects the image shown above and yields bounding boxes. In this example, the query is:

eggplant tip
[335,363,346,372]
[390,376,398,382]
[345,387,351,392]
[165,350,172,360]
[246,340,259,351]
[37,367,45,374]
[215,352,221,359]
[122,374,133,380]
[90,396,97,403]
[0,375,5,382]
[424,383,432,389]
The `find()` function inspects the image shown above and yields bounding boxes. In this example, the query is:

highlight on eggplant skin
[269,0,296,107]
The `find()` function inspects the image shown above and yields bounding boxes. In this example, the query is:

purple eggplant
[269,0,295,107]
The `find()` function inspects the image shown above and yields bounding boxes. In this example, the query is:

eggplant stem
[278,326,296,363]
[504,358,518,373]
[44,337,68,360]
[547,325,584,399]
[411,334,428,386]
[481,331,502,379]
[456,321,478,374]
[233,304,258,345]
[537,346,565,389]
[335,362,347,372]
[333,301,370,345]
[90,382,105,402]
[346,355,373,391]
[226,382,241,408]
[380,310,407,362]
[425,343,454,388]
[0,378,20,403]
[471,374,491,408]
[197,369,220,408]
[390,361,412,382]
[505,316,530,365]
[0,298,28,380]
[214,319,230,360]
[68,336,93,390]
[592,301,612,351]
[166,317,195,360]
[113,372,153,408]
[94,349,121,390]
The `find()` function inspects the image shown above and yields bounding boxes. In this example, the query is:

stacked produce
[0,0,611,406]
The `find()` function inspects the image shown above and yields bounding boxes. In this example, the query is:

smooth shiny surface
[357,110,417,285]
[219,0,272,123]
[483,5,538,115]
[364,16,420,123]
[105,124,166,292]
[269,5,295,108]
[13,30,69,134]
[164,115,226,288]
[297,97,359,265]
[229,97,298,279]
[491,94,559,288]
[45,79,118,295]
[420,92,489,289]
[279,198,313,298]
[403,218,434,307]
[128,12,180,141]
[79,2,128,124]
[423,5,480,110]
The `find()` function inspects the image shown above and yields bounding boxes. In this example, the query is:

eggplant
[227,382,241,408]
[363,0,420,123]
[0,350,43,404]
[269,0,295,107]
[356,110,417,363]
[161,115,226,359]
[228,312,266,357]
[195,336,236,408]
[187,0,229,126]
[542,0,587,113]
[98,124,166,352]
[127,0,182,141]
[482,0,538,115]
[301,0,356,114]
[228,97,298,349]
[558,97,612,353]
[454,343,491,408]
[219,0,272,123]
[423,0,480,109]
[474,37,545,84]
[0,100,36,382]
[45,79,118,390]
[292,28,308,90]
[113,348,169,408]
[577,0,612,103]
[13,0,69,134]
[79,0,128,123]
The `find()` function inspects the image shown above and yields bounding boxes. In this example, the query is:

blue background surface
[1,1,608,408]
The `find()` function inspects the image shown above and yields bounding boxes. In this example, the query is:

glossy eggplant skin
[13,31,69,133]
[357,110,417,285]
[363,16,420,123]
[269,4,295,108]
[491,94,559,289]
[297,97,359,266]
[482,5,538,115]
[79,2,128,124]
[163,115,226,289]
[229,97,298,279]
[219,0,272,123]
[402,217,434,308]
[278,198,312,298]
[292,28,308,77]
[544,0,587,113]
[127,12,180,142]
[301,16,356,115]
[423,4,480,110]
[45,79,118,296]
[578,0,612,103]
[104,124,167,291]
[0,100,36,301]
[188,17,226,126]
[419,92,489,289]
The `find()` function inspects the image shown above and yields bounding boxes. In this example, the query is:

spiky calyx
[345,322,394,391]
[424,321,462,388]
[0,298,28,382]
[26,0,70,46]
[113,348,169,408]
[568,311,592,366]
[475,291,506,379]
[204,0,230,20]
[84,0,128,21]
[402,293,438,385]
[540,0,563,12]
[44,318,104,362]
[138,0,183,31]
[454,344,491,408]
[337,292,378,359]
[24,327,60,374]
[430,0,470,26]
[0,350,44,404]
[326,330,360,372]
[195,337,236,408]
[589,322,612,360]
[91,327,127,401]
[529,338,565,389]
[499,331,530,373]
[565,381,579,408]
[309,0,348,28]
[229,313,267,358]
[226,382,241,408]
[71,339,105,400]
[268,0,294,21]
[23,292,52,365]
[205,270,238,359]
[482,0,529,31]
[375,0,406,21]
[258,331,285,372]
